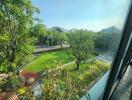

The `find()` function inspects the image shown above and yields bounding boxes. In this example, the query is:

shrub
[42,60,110,99]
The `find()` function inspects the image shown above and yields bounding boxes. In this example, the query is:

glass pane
[0,0,130,99]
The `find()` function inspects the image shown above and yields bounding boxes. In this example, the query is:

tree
[0,0,38,72]
[95,32,121,52]
[67,30,94,70]
[29,23,46,44]
[51,30,68,46]
[45,29,68,46]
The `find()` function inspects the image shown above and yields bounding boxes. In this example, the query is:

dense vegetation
[95,32,121,52]
[0,1,120,70]
[0,0,121,99]
[42,60,110,100]
[0,0,38,72]
[30,24,68,46]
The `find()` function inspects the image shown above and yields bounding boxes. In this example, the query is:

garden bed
[42,60,110,99]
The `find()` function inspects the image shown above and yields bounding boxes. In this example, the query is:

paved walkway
[35,44,69,53]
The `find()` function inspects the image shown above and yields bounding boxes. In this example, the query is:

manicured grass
[24,50,73,72]
[24,49,98,72]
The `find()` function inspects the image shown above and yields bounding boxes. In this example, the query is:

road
[35,44,69,53]
[96,53,114,63]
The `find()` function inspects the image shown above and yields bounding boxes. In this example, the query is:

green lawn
[24,49,98,72]
[24,50,73,72]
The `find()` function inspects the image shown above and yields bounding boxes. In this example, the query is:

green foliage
[24,50,97,72]
[44,30,68,46]
[0,0,38,72]
[42,60,110,99]
[30,23,46,44]
[85,92,91,100]
[67,30,94,69]
[95,32,121,51]
[29,23,68,46]
[49,30,68,46]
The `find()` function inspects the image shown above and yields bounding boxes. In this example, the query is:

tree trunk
[76,60,80,70]
[76,63,80,70]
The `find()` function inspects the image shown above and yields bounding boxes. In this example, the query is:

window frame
[102,2,132,100]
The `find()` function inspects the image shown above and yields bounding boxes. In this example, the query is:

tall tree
[95,32,121,52]
[30,23,46,44]
[67,30,94,70]
[0,0,38,72]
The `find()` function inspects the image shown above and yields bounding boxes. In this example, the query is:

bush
[42,60,110,99]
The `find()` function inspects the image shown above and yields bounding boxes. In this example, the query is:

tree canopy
[0,0,38,72]
[67,30,94,69]
[95,32,121,52]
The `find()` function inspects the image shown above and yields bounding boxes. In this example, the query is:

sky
[32,0,130,31]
